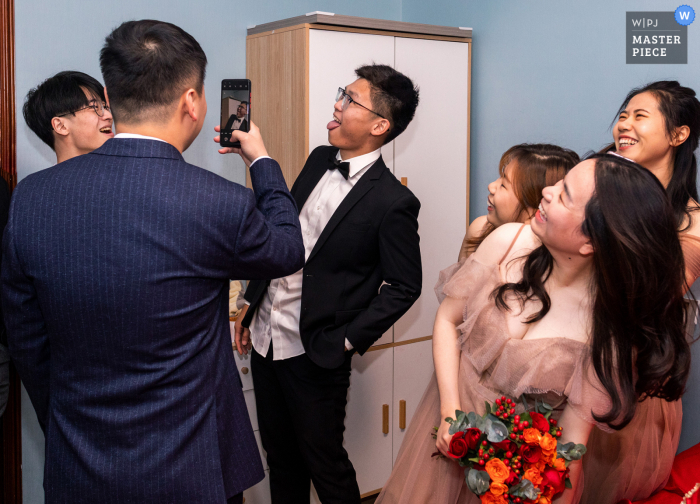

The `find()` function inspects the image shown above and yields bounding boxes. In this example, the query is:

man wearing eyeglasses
[23,71,114,164]
[233,64,422,504]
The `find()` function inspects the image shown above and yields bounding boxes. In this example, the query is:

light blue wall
[13,1,700,501]
[14,2,402,502]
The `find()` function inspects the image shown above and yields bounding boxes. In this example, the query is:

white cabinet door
[308,29,396,172]
[392,340,435,462]
[344,348,394,494]
[393,38,469,342]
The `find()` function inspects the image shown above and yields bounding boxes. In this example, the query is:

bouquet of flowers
[433,396,587,504]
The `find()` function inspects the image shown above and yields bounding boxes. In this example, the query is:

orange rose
[523,467,543,487]
[485,458,510,484]
[490,482,508,497]
[552,457,567,471]
[538,495,552,504]
[523,428,542,445]
[540,432,557,457]
[480,491,509,504]
[525,459,546,472]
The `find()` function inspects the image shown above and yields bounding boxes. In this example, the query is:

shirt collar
[336,148,382,179]
[114,132,167,143]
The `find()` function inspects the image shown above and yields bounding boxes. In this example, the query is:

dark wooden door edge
[1,0,22,502]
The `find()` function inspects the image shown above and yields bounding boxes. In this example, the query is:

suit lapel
[306,157,386,263]
[292,159,331,214]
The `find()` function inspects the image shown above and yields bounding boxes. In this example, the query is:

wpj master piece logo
[626,6,694,64]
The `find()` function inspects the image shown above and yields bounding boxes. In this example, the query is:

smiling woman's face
[613,92,673,172]
[486,161,525,227]
[531,159,596,256]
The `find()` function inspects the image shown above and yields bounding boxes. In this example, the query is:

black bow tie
[329,156,350,180]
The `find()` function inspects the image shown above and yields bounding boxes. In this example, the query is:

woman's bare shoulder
[473,223,540,266]
[466,215,490,240]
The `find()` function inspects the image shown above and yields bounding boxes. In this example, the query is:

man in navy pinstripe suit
[1,20,303,503]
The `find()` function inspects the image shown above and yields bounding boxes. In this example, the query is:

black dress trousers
[251,346,360,504]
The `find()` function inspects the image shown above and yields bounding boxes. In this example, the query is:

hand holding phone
[214,122,268,167]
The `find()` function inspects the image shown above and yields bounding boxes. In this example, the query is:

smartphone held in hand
[220,79,251,148]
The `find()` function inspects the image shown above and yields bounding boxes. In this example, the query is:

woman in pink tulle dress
[376,154,691,504]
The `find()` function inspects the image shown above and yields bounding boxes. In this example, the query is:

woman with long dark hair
[376,154,690,504]
[458,144,579,261]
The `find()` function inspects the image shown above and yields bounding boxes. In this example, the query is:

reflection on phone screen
[221,89,250,137]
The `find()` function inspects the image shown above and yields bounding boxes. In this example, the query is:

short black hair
[355,64,419,144]
[23,71,106,150]
[100,20,207,124]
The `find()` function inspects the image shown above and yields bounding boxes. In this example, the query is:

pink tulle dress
[376,231,681,504]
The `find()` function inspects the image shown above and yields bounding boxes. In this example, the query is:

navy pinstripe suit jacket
[2,139,304,503]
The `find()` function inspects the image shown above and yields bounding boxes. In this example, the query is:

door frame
[1,0,22,502]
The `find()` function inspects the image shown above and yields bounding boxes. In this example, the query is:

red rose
[464,428,482,450]
[504,470,520,486]
[447,432,469,459]
[492,439,517,453]
[529,412,550,432]
[541,467,567,495]
[518,443,542,464]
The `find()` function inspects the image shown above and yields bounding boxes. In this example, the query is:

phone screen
[220,80,251,147]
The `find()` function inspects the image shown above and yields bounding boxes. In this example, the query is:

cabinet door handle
[382,404,389,434]
[399,400,406,429]
[241,367,249,375]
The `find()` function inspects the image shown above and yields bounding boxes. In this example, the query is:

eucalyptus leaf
[485,401,492,415]
[540,402,553,412]
[557,442,588,461]
[521,395,529,411]
[486,417,509,442]
[509,478,540,500]
[466,469,490,496]
[565,479,573,489]
[467,411,488,431]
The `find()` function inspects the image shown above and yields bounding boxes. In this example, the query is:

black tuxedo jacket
[224,115,248,132]
[243,145,422,369]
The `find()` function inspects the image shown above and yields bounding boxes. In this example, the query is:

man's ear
[182,88,199,122]
[51,117,70,137]
[579,240,594,257]
[370,118,391,138]
[104,87,110,108]
[671,125,690,147]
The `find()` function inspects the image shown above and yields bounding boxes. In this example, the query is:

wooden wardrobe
[233,13,471,502]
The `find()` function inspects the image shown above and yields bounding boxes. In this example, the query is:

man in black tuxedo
[233,64,422,504]
[224,102,249,131]
[3,20,304,504]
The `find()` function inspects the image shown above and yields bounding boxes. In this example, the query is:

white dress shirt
[250,148,382,360]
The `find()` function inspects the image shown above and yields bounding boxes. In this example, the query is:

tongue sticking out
[327,120,340,130]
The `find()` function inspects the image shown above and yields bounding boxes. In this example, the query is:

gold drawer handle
[399,400,406,429]
[382,404,389,434]
[241,367,249,375]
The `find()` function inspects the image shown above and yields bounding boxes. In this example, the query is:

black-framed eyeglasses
[336,87,386,119]
[57,100,110,118]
